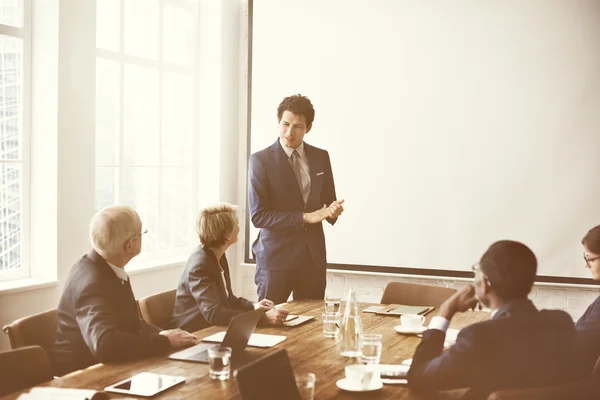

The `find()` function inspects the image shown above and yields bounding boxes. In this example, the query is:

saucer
[336,378,383,392]
[393,324,427,335]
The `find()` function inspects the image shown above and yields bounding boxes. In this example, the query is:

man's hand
[263,307,289,325]
[159,329,200,349]
[254,298,275,311]
[438,285,478,320]
[328,199,345,219]
[302,205,330,224]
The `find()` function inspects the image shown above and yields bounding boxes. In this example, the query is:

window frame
[0,0,32,282]
[94,0,200,268]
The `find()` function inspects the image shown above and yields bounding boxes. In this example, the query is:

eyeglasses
[471,263,482,274]
[584,253,600,267]
[132,229,148,240]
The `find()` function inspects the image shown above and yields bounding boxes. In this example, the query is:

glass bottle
[339,287,363,357]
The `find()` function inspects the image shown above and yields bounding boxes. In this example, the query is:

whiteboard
[248,0,600,281]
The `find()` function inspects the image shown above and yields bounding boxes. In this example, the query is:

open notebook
[363,304,434,316]
[17,388,108,400]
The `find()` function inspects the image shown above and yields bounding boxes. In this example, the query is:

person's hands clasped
[303,199,345,224]
[438,285,479,320]
[160,329,200,349]
[254,298,275,311]
[328,199,345,219]
[264,307,289,325]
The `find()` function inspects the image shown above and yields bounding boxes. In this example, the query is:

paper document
[283,315,314,327]
[17,387,107,400]
[202,332,286,348]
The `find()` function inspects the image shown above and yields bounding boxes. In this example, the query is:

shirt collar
[279,139,305,159]
[107,262,129,282]
[490,308,499,319]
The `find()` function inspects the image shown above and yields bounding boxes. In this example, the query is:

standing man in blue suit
[248,94,344,304]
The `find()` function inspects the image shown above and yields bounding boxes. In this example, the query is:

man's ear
[305,123,312,134]
[482,275,492,295]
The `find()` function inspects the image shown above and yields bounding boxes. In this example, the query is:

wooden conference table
[4,300,489,400]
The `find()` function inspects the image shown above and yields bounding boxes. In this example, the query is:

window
[0,0,30,281]
[95,0,199,265]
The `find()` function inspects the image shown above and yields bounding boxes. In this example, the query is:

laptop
[168,309,263,363]
[234,349,301,400]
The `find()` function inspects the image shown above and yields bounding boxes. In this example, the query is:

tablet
[104,372,185,397]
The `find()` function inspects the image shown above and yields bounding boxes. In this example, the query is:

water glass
[322,312,340,338]
[208,346,232,380]
[295,372,316,400]
[325,296,341,313]
[359,333,383,364]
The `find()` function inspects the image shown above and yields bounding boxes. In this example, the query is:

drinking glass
[295,372,316,400]
[359,333,383,364]
[208,346,232,380]
[322,312,340,338]
[325,296,341,313]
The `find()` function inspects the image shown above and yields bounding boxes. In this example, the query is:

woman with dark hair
[578,225,600,330]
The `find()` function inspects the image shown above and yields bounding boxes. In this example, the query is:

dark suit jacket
[169,246,255,332]
[408,299,577,400]
[248,139,337,271]
[49,250,170,376]
[575,295,600,377]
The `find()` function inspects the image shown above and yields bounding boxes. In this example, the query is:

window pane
[122,166,158,255]
[0,0,23,28]
[96,0,120,52]
[124,0,159,60]
[160,167,194,250]
[0,162,20,271]
[163,3,195,68]
[96,58,120,165]
[162,72,193,165]
[95,167,117,211]
[0,35,22,161]
[123,64,158,165]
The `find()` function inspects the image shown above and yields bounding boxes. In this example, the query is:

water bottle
[339,287,363,357]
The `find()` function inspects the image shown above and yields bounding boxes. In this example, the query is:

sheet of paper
[202,332,286,348]
[282,315,314,326]
[19,387,102,400]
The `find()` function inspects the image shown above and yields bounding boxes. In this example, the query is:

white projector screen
[247,0,600,282]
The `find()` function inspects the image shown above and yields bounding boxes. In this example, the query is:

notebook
[17,388,108,400]
[202,332,286,348]
[375,304,434,316]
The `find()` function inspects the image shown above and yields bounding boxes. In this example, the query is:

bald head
[89,205,142,259]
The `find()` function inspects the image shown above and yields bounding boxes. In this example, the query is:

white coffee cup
[400,314,425,329]
[345,364,379,390]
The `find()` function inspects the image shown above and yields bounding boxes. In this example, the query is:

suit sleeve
[322,151,338,226]
[188,262,249,326]
[248,153,304,230]
[576,298,600,331]
[408,327,480,391]
[75,282,170,363]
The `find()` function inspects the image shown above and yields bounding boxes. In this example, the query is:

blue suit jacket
[408,299,578,400]
[248,139,337,271]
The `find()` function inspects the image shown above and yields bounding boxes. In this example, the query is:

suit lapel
[270,139,305,206]
[304,142,323,211]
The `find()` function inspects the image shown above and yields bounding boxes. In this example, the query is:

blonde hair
[89,205,140,258]
[197,203,238,248]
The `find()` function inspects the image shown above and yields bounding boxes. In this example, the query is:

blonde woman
[170,203,287,332]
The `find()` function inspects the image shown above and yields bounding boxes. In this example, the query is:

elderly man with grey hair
[49,205,198,376]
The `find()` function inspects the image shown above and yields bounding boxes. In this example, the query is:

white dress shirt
[107,262,129,283]
[428,307,498,333]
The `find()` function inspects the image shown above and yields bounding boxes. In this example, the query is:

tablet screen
[105,372,185,397]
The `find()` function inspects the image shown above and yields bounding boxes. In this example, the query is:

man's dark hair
[277,94,315,127]
[479,240,537,300]
[582,225,600,255]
